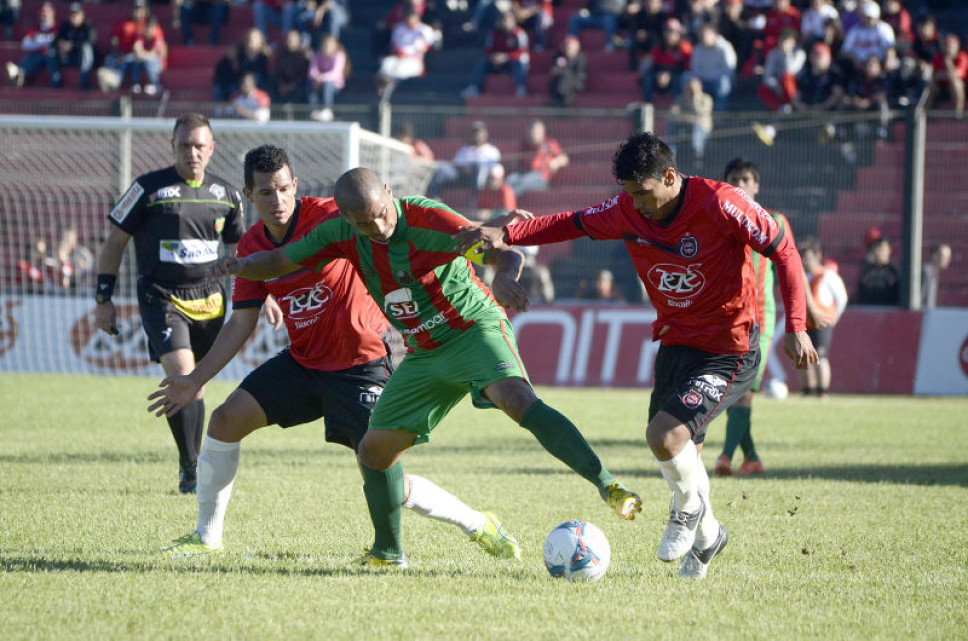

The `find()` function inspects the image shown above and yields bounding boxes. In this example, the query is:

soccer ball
[543,520,611,582]
[766,378,789,400]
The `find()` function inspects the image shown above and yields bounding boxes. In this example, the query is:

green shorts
[752,330,774,391]
[368,317,529,444]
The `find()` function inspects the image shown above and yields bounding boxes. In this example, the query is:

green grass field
[1,373,966,640]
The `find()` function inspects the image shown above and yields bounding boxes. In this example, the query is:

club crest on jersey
[681,390,703,409]
[679,235,699,258]
[209,184,226,200]
[157,186,181,200]
[385,288,419,319]
[215,216,226,234]
[648,263,705,302]
[395,270,416,286]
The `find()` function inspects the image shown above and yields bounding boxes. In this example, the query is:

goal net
[0,115,435,378]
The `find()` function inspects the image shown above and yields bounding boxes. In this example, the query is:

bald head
[334,168,398,242]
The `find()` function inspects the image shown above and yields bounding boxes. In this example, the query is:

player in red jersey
[149,146,522,560]
[454,131,818,579]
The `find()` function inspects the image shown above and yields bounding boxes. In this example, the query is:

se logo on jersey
[385,288,419,319]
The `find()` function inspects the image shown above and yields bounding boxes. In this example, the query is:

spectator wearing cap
[549,33,587,106]
[171,0,230,46]
[5,2,58,88]
[856,235,900,306]
[461,11,531,99]
[51,2,95,89]
[640,17,692,102]
[791,41,846,113]
[428,120,502,209]
[567,0,628,53]
[840,1,895,78]
[687,21,737,110]
[927,33,967,118]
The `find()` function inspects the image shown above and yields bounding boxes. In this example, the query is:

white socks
[402,474,486,537]
[195,436,240,546]
[693,452,720,549]
[658,440,703,514]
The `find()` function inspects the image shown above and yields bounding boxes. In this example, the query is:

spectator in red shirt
[5,1,58,88]
[640,17,692,102]
[461,11,531,99]
[928,33,967,118]
[475,163,517,222]
[98,0,150,91]
[132,14,167,95]
[506,119,569,197]
[762,0,801,55]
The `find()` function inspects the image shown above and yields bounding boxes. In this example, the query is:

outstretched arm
[147,307,261,417]
[214,246,301,281]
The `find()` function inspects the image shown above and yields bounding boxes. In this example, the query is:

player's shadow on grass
[747,463,968,487]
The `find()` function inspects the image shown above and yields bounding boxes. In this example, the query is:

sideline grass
[1,373,966,640]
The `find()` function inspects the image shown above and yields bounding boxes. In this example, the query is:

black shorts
[807,326,834,359]
[138,279,225,363]
[239,349,393,451]
[649,342,760,445]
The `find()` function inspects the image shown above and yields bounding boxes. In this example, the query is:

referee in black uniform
[94,113,246,493]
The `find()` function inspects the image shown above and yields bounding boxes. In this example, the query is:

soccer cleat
[470,511,522,560]
[357,549,410,570]
[714,455,733,477]
[657,495,706,561]
[178,463,197,494]
[737,458,764,475]
[679,524,729,579]
[162,532,222,557]
[606,482,643,520]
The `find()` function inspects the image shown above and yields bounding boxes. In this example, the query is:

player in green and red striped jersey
[217,167,642,569]
[715,158,795,478]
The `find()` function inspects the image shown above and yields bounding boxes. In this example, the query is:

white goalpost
[0,115,435,378]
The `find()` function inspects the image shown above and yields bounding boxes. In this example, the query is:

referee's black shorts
[649,340,760,445]
[239,349,393,452]
[138,279,225,363]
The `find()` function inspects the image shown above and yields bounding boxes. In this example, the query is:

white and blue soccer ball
[543,520,611,582]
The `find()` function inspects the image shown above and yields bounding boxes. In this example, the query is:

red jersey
[650,40,693,73]
[763,7,801,52]
[504,176,808,354]
[232,197,390,371]
[486,25,530,63]
[111,17,147,54]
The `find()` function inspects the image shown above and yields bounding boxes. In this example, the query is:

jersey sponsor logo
[687,374,727,402]
[494,361,514,371]
[648,263,705,300]
[679,235,699,259]
[583,195,620,216]
[109,181,145,224]
[400,312,447,336]
[159,239,220,264]
[157,186,181,200]
[681,389,703,409]
[721,199,770,245]
[281,281,334,319]
[385,288,419,320]
[209,184,226,200]
[171,291,224,321]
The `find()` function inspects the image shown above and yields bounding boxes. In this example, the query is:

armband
[95,274,117,304]
[463,241,488,266]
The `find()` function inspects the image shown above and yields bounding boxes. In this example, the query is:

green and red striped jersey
[283,195,506,353]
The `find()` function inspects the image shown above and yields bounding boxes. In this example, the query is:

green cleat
[357,548,410,570]
[606,482,643,520]
[470,511,522,560]
[161,532,222,558]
